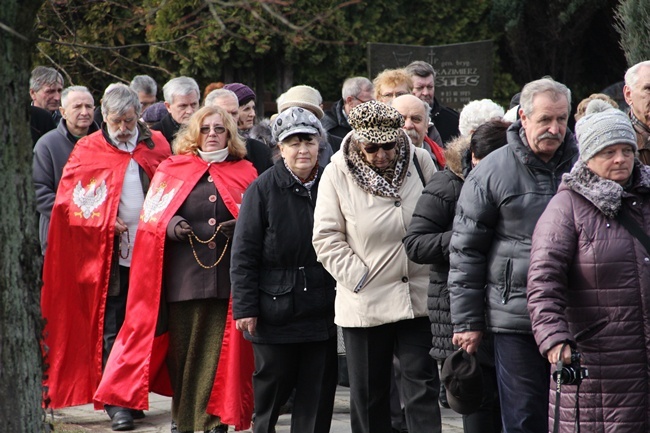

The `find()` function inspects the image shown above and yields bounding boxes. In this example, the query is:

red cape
[94,154,257,431]
[41,130,170,409]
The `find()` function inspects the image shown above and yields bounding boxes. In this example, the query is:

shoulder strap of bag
[616,207,650,254]
[412,153,426,187]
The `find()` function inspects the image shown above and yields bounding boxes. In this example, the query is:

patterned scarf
[630,111,650,148]
[343,132,410,198]
[283,159,319,199]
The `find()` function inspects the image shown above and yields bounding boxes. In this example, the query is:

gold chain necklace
[188,227,229,269]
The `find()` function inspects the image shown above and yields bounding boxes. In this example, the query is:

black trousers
[252,336,338,433]
[343,317,441,433]
[102,265,129,368]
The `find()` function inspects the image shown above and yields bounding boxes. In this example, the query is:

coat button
[209,194,217,202]
[633,201,637,206]
[207,175,213,182]
[645,257,649,262]
[401,276,408,283]
[208,241,216,249]
[295,188,300,193]
[407,171,412,177]
[208,218,216,226]
[395,201,401,207]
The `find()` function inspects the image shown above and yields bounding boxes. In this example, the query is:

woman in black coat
[403,119,509,433]
[231,107,337,433]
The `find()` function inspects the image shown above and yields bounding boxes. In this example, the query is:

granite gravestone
[367,40,493,110]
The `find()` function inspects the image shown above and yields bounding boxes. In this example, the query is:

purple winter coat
[527,160,650,433]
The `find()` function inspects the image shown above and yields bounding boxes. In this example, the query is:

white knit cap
[576,99,637,162]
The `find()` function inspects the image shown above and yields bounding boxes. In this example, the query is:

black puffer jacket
[231,159,336,344]
[449,121,578,334]
[403,136,468,359]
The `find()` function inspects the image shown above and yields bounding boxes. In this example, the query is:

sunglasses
[200,125,226,135]
[363,141,397,154]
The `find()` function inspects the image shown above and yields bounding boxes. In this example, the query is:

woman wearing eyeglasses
[95,105,258,433]
[313,100,439,433]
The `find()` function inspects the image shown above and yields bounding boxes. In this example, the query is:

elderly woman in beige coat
[313,100,439,433]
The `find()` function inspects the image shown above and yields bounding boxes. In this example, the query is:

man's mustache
[538,132,562,141]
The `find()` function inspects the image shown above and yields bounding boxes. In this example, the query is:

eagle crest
[142,184,175,223]
[73,179,107,219]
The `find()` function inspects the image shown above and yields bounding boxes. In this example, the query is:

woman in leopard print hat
[313,100,441,433]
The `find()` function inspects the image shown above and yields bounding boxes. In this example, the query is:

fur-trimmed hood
[562,159,650,218]
[443,135,471,179]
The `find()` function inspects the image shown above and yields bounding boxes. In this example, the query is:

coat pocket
[293,266,336,319]
[259,270,295,325]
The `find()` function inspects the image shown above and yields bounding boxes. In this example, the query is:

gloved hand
[174,220,192,241]
[218,219,236,239]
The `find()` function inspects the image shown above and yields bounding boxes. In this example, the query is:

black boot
[105,405,135,431]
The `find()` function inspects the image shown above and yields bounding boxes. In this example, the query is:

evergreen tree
[615,0,650,66]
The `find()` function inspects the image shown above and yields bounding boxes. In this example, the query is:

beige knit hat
[576,99,637,162]
[277,85,324,119]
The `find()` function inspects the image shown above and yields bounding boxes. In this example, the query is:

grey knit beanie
[576,99,637,162]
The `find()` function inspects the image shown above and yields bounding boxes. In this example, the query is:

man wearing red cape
[95,145,257,431]
[41,84,170,431]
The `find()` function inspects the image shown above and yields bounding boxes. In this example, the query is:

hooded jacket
[528,160,650,433]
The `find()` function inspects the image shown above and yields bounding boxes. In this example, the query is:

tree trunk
[0,1,47,432]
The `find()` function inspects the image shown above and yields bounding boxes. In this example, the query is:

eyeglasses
[200,125,226,135]
[380,92,408,100]
[363,141,397,154]
[352,96,374,104]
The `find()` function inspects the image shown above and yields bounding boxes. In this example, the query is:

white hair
[459,99,505,136]
[162,76,200,104]
[625,60,650,89]
[204,88,238,107]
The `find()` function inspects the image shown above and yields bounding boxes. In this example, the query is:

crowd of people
[31,58,650,433]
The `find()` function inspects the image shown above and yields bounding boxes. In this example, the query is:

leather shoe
[110,409,135,431]
[131,409,145,420]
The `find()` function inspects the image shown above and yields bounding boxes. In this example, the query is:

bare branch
[0,21,29,42]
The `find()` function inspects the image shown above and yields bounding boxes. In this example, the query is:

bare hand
[174,220,192,241]
[547,343,573,365]
[219,219,236,239]
[236,317,257,336]
[115,217,127,234]
[452,331,483,355]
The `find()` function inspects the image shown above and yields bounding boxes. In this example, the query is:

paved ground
[50,386,464,432]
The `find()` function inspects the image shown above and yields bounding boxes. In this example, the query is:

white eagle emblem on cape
[73,179,108,219]
[142,183,175,223]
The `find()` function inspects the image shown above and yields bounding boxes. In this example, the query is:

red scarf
[425,135,446,169]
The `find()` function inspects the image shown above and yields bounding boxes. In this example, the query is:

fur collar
[562,159,650,218]
[443,135,471,179]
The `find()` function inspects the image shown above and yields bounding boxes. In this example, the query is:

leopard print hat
[348,100,405,144]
